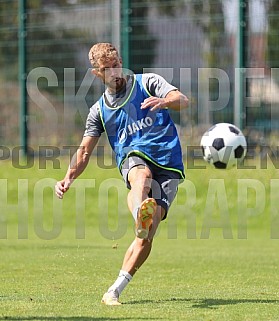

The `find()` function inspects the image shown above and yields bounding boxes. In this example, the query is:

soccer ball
[200,123,247,169]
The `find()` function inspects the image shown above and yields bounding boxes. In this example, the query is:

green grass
[0,157,279,321]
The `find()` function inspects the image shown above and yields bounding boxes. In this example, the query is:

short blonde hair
[88,43,120,68]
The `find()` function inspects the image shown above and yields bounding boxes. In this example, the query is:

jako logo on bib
[118,117,153,144]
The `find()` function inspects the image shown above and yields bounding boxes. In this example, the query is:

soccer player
[55,42,188,305]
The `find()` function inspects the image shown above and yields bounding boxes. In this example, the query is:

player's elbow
[180,94,189,109]
[78,146,91,162]
[173,93,188,111]
[82,150,91,162]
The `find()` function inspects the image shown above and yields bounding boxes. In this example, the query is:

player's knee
[135,237,153,247]
[129,167,152,193]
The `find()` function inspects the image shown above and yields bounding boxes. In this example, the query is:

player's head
[89,43,125,92]
[88,43,120,67]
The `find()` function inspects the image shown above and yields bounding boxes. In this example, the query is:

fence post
[234,0,248,129]
[121,0,130,69]
[18,0,28,156]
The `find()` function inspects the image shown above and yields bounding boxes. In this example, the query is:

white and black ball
[200,123,247,169]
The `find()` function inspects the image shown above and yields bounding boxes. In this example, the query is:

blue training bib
[98,74,185,178]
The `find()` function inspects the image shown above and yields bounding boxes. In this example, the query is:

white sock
[108,270,133,295]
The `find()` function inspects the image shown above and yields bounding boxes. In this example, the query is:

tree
[189,0,234,124]
[0,1,19,80]
[189,0,232,69]
[267,0,279,69]
[128,1,157,73]
[0,0,101,85]
[128,0,185,73]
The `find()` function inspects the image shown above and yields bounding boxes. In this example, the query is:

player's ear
[91,68,98,76]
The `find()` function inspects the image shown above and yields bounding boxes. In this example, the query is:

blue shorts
[121,156,181,219]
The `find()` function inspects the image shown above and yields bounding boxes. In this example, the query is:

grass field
[0,155,279,321]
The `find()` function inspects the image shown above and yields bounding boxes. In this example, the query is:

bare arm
[140,90,188,112]
[55,136,99,199]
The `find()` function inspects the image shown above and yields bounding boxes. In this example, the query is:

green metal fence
[0,0,278,150]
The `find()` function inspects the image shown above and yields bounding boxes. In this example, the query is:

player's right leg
[126,163,157,239]
[135,197,157,239]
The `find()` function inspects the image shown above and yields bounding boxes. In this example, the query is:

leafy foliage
[0,0,96,85]
[189,0,232,69]
[267,0,279,69]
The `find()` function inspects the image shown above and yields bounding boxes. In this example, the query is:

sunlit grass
[0,157,279,320]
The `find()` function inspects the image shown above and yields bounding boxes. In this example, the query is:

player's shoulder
[141,72,161,80]
[88,100,102,120]
[141,72,165,86]
[89,100,101,112]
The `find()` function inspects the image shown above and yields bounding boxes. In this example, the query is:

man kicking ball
[55,42,188,305]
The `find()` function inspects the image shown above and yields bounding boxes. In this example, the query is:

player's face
[92,57,125,93]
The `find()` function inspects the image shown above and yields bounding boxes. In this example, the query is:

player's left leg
[101,205,165,306]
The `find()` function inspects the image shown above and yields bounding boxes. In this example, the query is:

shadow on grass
[127,297,279,309]
[0,318,159,321]
[191,298,279,309]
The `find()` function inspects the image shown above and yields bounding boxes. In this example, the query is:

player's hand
[55,179,72,199]
[141,97,168,111]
